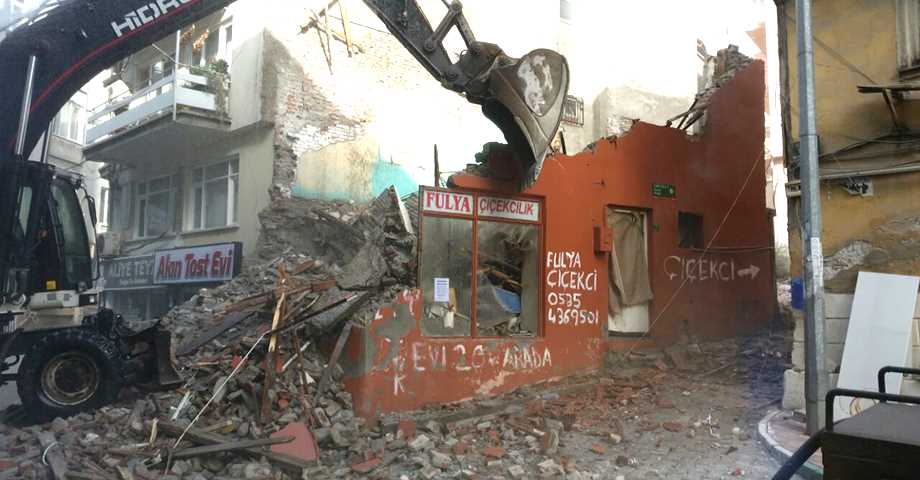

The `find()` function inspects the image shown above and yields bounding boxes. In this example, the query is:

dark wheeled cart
[774,366,920,480]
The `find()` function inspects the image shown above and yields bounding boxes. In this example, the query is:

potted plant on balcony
[188,59,229,119]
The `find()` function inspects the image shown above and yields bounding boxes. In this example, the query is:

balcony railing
[86,68,228,146]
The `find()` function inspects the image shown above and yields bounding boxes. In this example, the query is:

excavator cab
[0,161,182,420]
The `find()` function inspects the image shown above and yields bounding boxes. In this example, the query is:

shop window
[136,175,176,238]
[419,189,541,338]
[419,216,473,337]
[678,212,703,249]
[476,221,539,336]
[191,157,239,230]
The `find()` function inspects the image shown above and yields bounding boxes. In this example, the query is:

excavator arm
[362,0,570,188]
[0,0,568,298]
[0,0,568,177]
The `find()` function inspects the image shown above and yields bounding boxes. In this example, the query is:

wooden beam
[158,420,314,473]
[339,0,354,57]
[881,88,907,132]
[260,290,287,424]
[171,436,293,459]
[301,0,341,31]
[316,321,352,400]
[177,311,254,357]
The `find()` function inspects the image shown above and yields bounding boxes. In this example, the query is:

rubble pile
[0,187,420,479]
[0,325,786,479]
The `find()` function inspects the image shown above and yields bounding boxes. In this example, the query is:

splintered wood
[260,268,289,424]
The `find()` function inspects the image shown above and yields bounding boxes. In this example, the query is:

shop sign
[477,195,540,222]
[421,189,473,216]
[652,183,676,198]
[101,255,155,290]
[154,242,242,284]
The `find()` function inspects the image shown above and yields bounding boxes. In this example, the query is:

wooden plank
[260,291,287,424]
[177,311,254,357]
[316,321,353,400]
[291,334,316,426]
[172,436,293,459]
[339,0,354,56]
[300,0,340,31]
[158,420,313,472]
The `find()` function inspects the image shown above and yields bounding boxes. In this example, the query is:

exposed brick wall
[257,1,496,202]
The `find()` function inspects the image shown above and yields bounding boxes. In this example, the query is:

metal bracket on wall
[857,83,920,133]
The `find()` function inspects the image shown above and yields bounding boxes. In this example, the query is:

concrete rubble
[0,184,787,478]
[0,315,787,478]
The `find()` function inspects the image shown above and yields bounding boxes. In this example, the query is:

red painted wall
[343,61,773,419]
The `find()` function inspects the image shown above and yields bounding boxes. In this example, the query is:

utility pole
[796,0,827,435]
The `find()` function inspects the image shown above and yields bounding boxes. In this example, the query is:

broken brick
[663,421,685,433]
[351,458,381,474]
[397,419,417,440]
[230,355,244,370]
[590,443,606,454]
[271,422,319,463]
[452,441,469,455]
[481,446,506,459]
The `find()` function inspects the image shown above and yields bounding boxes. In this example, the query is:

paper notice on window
[434,277,450,302]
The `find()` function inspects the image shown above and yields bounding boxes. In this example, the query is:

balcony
[83,68,231,166]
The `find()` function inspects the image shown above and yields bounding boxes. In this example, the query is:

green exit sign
[652,183,676,198]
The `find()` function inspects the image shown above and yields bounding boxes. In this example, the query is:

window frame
[897,0,920,78]
[135,174,177,239]
[51,98,86,144]
[189,157,239,232]
[417,187,545,339]
[678,211,704,250]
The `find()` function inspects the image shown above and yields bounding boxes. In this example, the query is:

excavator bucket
[481,49,570,189]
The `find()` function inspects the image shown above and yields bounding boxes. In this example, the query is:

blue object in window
[791,277,804,310]
[492,286,522,315]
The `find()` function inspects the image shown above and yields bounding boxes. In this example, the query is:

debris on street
[0,185,786,479]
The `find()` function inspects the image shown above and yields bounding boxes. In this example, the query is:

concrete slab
[271,422,319,463]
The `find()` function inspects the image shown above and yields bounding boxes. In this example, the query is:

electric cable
[624,148,765,357]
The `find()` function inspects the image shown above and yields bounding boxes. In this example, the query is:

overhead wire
[624,148,765,356]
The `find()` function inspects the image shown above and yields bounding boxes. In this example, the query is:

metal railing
[86,67,229,146]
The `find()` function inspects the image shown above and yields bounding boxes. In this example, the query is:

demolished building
[0,46,775,480]
[342,55,775,418]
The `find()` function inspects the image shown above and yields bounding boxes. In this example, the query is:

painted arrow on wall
[737,265,761,279]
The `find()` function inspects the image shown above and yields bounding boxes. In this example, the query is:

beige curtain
[607,208,654,314]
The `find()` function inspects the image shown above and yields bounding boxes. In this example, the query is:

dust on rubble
[0,184,788,479]
[0,305,790,480]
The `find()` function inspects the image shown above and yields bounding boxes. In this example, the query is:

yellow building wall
[783,0,920,291]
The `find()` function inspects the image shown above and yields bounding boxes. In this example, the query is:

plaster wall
[782,0,920,291]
